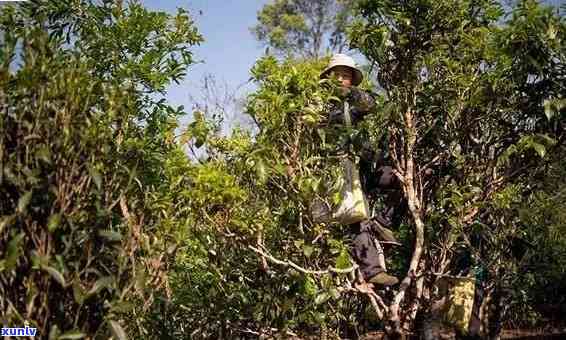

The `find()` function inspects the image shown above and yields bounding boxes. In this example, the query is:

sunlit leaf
[47,213,62,233]
[44,266,66,287]
[87,276,114,296]
[3,232,24,271]
[108,320,127,340]
[17,191,32,213]
[98,230,122,242]
[335,248,351,269]
[59,331,86,339]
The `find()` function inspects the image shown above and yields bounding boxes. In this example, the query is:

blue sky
[141,0,269,128]
[140,0,564,133]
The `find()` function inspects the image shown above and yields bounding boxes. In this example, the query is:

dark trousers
[350,220,385,279]
[351,165,403,280]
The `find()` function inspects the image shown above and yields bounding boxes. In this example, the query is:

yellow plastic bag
[310,101,369,225]
[311,157,369,225]
[444,277,476,334]
[334,157,369,224]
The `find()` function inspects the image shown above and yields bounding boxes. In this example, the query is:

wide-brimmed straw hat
[320,53,363,86]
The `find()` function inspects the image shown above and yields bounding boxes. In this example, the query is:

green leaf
[73,280,85,305]
[59,331,86,339]
[49,325,61,340]
[316,128,326,145]
[109,301,135,314]
[303,245,314,258]
[256,159,267,183]
[87,276,114,296]
[335,248,351,269]
[0,214,15,235]
[314,292,329,305]
[303,277,317,296]
[329,288,340,300]
[537,134,556,146]
[17,191,32,213]
[332,191,342,206]
[36,145,52,164]
[544,99,555,120]
[532,142,546,158]
[108,320,127,340]
[543,99,565,121]
[47,213,62,233]
[3,232,25,271]
[89,165,102,190]
[135,266,147,292]
[44,266,66,287]
[98,230,122,242]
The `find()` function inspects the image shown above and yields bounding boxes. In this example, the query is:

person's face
[331,66,353,88]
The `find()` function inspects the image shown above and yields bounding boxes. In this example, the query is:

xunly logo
[1,326,37,337]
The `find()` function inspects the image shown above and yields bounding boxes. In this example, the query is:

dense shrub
[0,1,201,338]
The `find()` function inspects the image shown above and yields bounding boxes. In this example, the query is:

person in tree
[320,54,404,286]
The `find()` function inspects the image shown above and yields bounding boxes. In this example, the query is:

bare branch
[248,245,358,275]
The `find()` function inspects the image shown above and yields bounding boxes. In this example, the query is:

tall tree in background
[351,0,565,335]
[252,0,355,58]
[0,1,202,337]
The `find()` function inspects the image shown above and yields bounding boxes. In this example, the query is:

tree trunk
[387,103,426,335]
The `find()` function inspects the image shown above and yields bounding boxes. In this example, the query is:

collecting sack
[435,276,477,335]
[310,101,369,225]
[310,156,370,225]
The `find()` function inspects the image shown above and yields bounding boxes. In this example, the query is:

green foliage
[167,0,566,335]
[252,0,355,57]
[351,0,566,330]
[156,55,382,338]
[0,1,202,338]
[2,0,566,337]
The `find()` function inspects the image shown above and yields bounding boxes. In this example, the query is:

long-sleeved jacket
[327,87,376,125]
[324,87,406,229]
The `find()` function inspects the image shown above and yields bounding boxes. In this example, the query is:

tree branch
[248,245,358,275]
